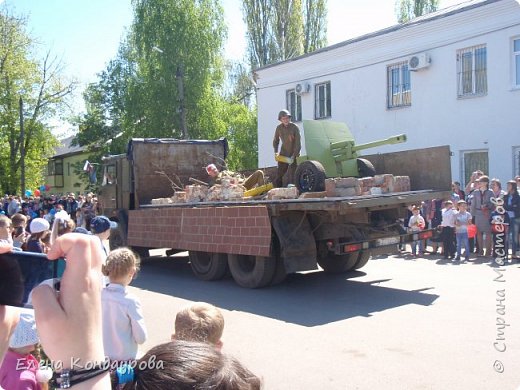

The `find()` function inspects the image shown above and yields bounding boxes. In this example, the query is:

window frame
[386,61,411,109]
[513,146,520,178]
[314,81,331,119]
[457,44,487,98]
[285,89,302,122]
[460,149,489,188]
[512,37,520,88]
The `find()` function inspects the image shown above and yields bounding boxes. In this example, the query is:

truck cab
[98,153,133,218]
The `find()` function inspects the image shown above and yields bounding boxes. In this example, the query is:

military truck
[98,135,451,288]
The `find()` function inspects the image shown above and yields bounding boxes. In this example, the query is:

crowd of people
[404,172,520,264]
[1,160,518,388]
[0,195,262,389]
[2,192,99,233]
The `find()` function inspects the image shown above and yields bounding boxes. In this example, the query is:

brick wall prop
[127,205,272,257]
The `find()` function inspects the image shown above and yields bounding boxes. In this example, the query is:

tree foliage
[243,0,327,68]
[0,8,75,195]
[76,0,261,175]
[395,0,439,23]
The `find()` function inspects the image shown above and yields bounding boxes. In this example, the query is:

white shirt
[101,283,147,361]
[441,207,456,227]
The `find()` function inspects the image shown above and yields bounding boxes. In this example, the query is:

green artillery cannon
[295,120,407,192]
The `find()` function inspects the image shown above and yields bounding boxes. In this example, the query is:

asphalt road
[129,250,520,390]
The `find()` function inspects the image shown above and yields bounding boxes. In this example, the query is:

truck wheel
[270,258,287,286]
[318,253,359,273]
[109,227,126,251]
[189,251,228,281]
[353,250,371,270]
[132,247,150,259]
[317,241,358,273]
[227,254,276,288]
[357,158,376,177]
[295,160,326,193]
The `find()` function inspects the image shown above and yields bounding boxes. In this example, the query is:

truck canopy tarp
[128,138,229,206]
[127,138,228,160]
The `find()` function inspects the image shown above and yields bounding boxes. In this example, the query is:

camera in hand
[0,251,61,307]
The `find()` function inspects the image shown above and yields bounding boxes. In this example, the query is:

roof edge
[254,0,502,73]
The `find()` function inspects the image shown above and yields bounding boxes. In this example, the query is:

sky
[2,0,465,133]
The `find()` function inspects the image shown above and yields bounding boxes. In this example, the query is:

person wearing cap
[273,109,301,188]
[469,175,494,257]
[91,216,118,288]
[90,216,117,260]
[0,312,51,389]
[90,216,116,259]
[205,164,265,191]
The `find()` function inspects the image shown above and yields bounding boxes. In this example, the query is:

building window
[47,161,54,176]
[457,44,487,97]
[314,82,331,119]
[47,160,63,175]
[286,89,302,122]
[54,159,63,175]
[513,38,520,87]
[514,146,520,177]
[461,150,488,187]
[387,62,411,108]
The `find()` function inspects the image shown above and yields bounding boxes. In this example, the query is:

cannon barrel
[352,134,407,152]
[330,134,407,152]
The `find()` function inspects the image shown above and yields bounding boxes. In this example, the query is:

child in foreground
[0,312,51,390]
[172,302,224,349]
[101,247,147,361]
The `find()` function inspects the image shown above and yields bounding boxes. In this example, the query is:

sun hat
[54,210,70,222]
[90,216,117,234]
[9,312,39,349]
[29,218,50,234]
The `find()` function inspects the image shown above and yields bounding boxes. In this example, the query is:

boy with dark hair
[440,200,456,260]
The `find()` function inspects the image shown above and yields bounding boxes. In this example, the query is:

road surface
[129,250,520,389]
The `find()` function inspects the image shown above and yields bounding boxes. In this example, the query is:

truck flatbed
[139,189,449,213]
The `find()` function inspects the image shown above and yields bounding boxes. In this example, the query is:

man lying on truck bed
[205,164,265,191]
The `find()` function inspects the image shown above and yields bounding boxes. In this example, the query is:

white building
[254,0,520,187]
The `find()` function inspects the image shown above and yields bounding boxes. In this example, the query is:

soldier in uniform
[273,109,301,187]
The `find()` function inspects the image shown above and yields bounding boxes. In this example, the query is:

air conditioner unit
[295,82,311,94]
[408,53,431,71]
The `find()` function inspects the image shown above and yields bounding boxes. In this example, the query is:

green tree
[0,9,74,194]
[130,0,227,139]
[243,0,328,68]
[395,0,439,23]
[77,0,261,173]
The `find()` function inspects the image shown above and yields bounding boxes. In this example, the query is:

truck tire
[357,158,376,177]
[109,210,128,251]
[317,241,358,273]
[132,247,150,259]
[189,251,228,281]
[227,254,276,288]
[269,258,287,286]
[295,160,326,193]
[318,253,359,273]
[109,226,126,251]
[352,250,371,270]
